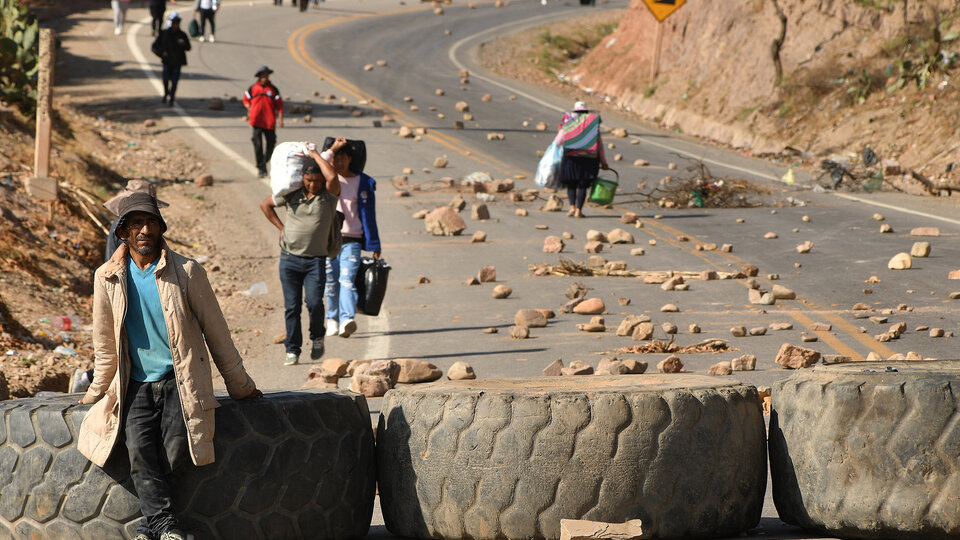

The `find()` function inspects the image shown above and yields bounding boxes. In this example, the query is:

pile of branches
[625,155,772,208]
[615,337,732,355]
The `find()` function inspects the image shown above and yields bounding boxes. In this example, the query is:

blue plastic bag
[535,141,563,188]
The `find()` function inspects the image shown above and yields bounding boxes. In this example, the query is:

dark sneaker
[310,338,325,360]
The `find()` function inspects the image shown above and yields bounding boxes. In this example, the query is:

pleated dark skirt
[558,154,600,189]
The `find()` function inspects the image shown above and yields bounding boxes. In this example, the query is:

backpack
[558,112,601,156]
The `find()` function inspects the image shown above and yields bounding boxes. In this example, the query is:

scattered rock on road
[447,361,476,380]
[573,298,605,314]
[888,252,912,270]
[542,358,564,376]
[515,309,547,328]
[470,231,486,243]
[910,227,940,236]
[731,354,757,371]
[910,242,930,257]
[509,325,530,339]
[709,362,733,376]
[543,236,564,253]
[478,265,496,282]
[658,355,684,373]
[775,343,820,369]
[395,358,443,383]
[425,206,466,236]
[492,285,512,299]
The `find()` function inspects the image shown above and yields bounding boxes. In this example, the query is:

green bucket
[589,169,619,205]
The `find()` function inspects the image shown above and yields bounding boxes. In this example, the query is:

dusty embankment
[484,0,960,197]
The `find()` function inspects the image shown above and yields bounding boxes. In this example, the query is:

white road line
[448,11,960,226]
[125,16,393,359]
[833,193,960,226]
[125,17,260,179]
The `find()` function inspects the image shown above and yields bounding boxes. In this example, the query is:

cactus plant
[0,0,40,112]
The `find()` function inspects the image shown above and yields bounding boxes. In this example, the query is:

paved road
[58,1,960,538]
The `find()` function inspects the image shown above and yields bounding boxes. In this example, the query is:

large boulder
[425,207,467,236]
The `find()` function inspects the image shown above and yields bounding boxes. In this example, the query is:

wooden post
[650,20,664,81]
[27,28,57,201]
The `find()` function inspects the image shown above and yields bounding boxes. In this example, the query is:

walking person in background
[193,0,218,42]
[148,0,177,37]
[556,100,608,218]
[259,139,346,365]
[151,12,190,107]
[110,0,131,35]
[319,142,381,339]
[243,66,284,178]
[78,192,262,540]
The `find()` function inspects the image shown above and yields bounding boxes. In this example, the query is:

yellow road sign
[643,0,685,22]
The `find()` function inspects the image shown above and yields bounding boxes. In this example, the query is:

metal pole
[650,20,664,81]
[28,28,57,201]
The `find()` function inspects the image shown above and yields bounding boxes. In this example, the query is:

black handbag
[355,257,390,316]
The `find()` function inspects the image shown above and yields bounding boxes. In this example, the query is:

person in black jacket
[151,12,190,107]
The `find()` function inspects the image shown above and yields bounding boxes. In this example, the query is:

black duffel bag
[355,256,390,316]
[322,137,367,174]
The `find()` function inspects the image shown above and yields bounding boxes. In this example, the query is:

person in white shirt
[193,0,219,42]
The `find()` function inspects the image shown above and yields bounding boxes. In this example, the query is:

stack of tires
[0,391,375,539]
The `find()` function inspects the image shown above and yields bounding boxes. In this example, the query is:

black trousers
[149,4,165,35]
[162,64,181,102]
[198,8,215,35]
[123,373,189,537]
[252,126,277,173]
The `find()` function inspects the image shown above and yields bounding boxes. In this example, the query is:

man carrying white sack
[259,138,346,365]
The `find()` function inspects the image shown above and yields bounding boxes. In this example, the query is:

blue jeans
[325,241,361,323]
[279,251,325,355]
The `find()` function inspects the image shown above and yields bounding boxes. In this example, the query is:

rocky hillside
[570,0,960,193]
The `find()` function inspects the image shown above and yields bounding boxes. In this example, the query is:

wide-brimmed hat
[255,65,274,77]
[115,192,168,238]
[103,179,168,216]
[573,101,589,111]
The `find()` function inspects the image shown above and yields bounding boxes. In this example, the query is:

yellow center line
[287,10,529,179]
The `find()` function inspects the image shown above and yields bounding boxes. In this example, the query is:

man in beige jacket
[78,192,261,540]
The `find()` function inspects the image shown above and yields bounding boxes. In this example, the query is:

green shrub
[0,0,40,113]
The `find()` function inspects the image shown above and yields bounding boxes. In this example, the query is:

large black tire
[770,361,960,539]
[0,390,375,539]
[377,376,766,540]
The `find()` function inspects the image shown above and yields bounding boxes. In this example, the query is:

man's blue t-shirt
[125,257,174,382]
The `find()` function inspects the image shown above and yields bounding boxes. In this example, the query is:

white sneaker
[284,352,299,366]
[198,35,205,42]
[325,319,338,337]
[209,35,216,43]
[114,27,122,35]
[339,319,357,338]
